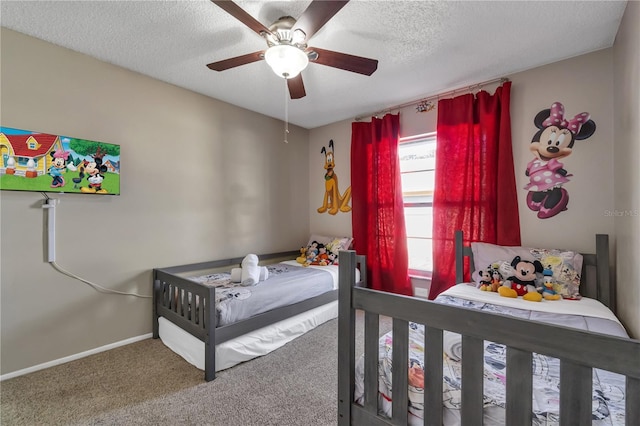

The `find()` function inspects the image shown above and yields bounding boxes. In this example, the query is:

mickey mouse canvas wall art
[0,126,120,195]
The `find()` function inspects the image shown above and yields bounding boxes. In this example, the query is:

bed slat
[152,279,161,338]
[627,377,640,426]
[196,295,201,327]
[338,252,357,425]
[560,360,592,425]
[424,326,443,426]
[364,312,379,413]
[186,291,191,318]
[391,318,409,425]
[455,230,465,284]
[596,234,612,313]
[166,281,171,309]
[171,285,177,312]
[506,347,532,424]
[461,335,483,425]
[204,287,216,382]
[180,289,187,316]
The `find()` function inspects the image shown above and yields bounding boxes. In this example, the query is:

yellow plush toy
[296,247,307,264]
[479,263,502,292]
[541,266,561,300]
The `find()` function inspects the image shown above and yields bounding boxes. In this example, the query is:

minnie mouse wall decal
[524,102,596,219]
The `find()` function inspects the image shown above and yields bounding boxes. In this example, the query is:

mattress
[189,261,336,326]
[354,284,629,425]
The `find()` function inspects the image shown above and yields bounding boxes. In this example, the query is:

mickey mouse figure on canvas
[79,147,109,194]
[524,102,596,219]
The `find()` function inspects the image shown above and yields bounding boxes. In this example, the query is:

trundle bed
[153,250,341,381]
[338,231,640,425]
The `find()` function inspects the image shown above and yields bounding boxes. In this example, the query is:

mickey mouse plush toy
[524,102,596,219]
[498,256,544,302]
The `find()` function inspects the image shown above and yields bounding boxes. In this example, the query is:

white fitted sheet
[158,300,338,372]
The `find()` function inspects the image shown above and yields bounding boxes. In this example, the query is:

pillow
[471,242,583,298]
[307,234,353,251]
[304,234,353,265]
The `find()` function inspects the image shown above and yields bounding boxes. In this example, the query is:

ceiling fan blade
[309,47,378,76]
[206,51,264,71]
[287,75,306,99]
[211,0,271,36]
[292,0,349,40]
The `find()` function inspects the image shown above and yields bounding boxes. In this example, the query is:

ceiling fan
[206,0,379,99]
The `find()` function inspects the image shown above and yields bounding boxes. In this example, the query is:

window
[17,156,38,167]
[399,133,436,274]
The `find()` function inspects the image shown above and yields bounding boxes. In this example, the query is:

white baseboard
[0,333,153,381]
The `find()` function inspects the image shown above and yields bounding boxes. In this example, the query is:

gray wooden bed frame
[152,250,338,381]
[338,231,640,425]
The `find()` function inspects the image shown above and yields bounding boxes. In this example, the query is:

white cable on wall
[41,193,151,299]
[49,261,151,298]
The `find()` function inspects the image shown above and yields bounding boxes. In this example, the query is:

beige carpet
[1,312,392,426]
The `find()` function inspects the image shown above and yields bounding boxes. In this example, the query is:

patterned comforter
[190,262,335,326]
[354,285,629,425]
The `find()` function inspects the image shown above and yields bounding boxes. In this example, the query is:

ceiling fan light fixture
[292,28,306,45]
[264,44,309,79]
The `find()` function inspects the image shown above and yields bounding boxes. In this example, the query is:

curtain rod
[354,77,510,122]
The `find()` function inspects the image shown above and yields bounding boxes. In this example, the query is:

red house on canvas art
[0,132,62,177]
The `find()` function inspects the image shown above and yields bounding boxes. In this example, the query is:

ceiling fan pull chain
[284,76,290,143]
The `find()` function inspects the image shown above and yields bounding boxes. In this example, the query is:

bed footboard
[337,250,640,426]
[153,270,217,381]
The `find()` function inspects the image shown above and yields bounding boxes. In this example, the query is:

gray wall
[613,0,640,339]
[309,49,617,252]
[308,42,639,337]
[0,28,310,375]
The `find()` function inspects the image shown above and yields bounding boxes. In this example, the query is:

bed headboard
[454,230,614,314]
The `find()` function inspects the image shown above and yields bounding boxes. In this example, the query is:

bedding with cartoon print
[190,262,335,326]
[354,284,629,425]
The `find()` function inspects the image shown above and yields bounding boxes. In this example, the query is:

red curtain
[428,81,520,299]
[351,114,412,296]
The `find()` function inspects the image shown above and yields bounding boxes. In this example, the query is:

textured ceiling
[0,0,628,129]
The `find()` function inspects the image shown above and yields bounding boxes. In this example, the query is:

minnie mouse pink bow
[542,102,590,134]
[52,150,70,160]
